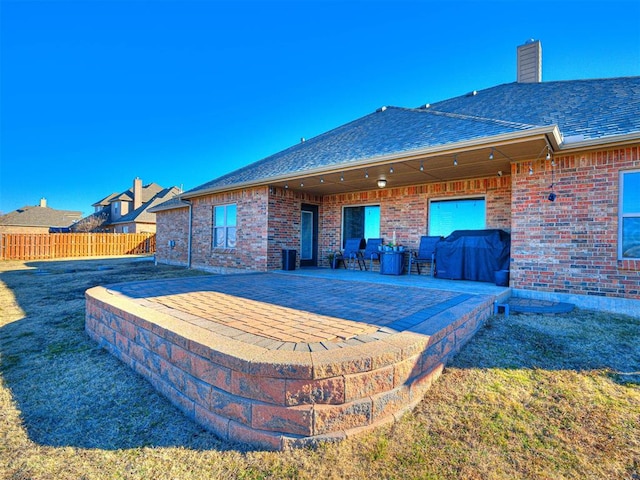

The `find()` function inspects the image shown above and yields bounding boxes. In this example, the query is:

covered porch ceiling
[268,134,553,195]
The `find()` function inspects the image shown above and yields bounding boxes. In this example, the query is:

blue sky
[1,0,639,216]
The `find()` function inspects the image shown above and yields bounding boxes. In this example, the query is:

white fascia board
[557,131,640,152]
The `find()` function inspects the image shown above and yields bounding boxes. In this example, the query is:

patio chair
[333,238,366,270]
[362,238,383,271]
[408,235,442,276]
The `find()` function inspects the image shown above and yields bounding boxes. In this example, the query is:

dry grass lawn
[0,257,638,479]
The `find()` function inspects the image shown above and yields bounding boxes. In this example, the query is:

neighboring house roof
[92,192,119,208]
[147,197,191,213]
[0,205,82,228]
[110,186,181,225]
[183,77,640,197]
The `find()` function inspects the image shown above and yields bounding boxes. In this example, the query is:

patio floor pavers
[107,273,477,348]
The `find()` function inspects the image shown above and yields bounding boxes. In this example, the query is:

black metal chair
[333,238,366,270]
[408,236,442,276]
[362,238,383,271]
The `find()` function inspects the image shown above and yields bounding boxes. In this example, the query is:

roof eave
[182,125,562,199]
[557,131,640,152]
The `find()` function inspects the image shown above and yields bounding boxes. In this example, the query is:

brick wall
[188,188,270,272]
[321,175,511,268]
[156,207,190,266]
[267,188,322,270]
[511,145,640,299]
[156,176,511,272]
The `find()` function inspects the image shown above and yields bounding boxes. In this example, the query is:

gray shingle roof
[110,186,180,224]
[0,205,82,228]
[185,77,640,196]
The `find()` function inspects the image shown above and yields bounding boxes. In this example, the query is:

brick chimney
[517,39,542,83]
[133,177,143,210]
[39,198,47,208]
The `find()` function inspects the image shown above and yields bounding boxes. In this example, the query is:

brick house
[81,177,180,233]
[152,41,640,315]
[0,198,81,233]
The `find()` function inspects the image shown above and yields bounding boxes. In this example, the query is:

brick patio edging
[85,286,493,450]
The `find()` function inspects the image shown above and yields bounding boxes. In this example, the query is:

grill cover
[435,229,511,282]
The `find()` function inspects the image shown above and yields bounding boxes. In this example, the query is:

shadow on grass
[0,257,234,451]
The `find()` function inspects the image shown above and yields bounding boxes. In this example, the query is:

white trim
[559,131,640,152]
[619,169,640,260]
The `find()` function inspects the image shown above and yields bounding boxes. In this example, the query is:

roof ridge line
[426,108,541,130]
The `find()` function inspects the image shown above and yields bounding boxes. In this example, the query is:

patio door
[300,204,318,267]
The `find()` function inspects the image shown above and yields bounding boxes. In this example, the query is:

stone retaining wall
[86,286,493,450]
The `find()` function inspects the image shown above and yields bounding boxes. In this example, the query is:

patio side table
[380,251,406,275]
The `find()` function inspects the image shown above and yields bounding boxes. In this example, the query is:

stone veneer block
[86,284,497,450]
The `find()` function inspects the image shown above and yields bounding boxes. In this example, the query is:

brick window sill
[618,259,640,271]
[212,248,236,255]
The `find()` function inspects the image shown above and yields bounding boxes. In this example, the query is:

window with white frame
[213,204,237,249]
[620,170,640,259]
[429,197,486,237]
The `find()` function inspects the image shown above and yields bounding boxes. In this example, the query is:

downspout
[185,199,193,268]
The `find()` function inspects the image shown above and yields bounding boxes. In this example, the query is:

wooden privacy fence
[0,233,156,260]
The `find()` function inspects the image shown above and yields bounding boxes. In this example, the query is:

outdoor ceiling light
[453,155,458,166]
[489,148,494,160]
[377,179,387,188]
[420,161,424,171]
[320,177,324,183]
[365,169,369,178]
[284,183,289,189]
[300,182,304,187]
[389,166,394,174]
[529,165,534,175]
[497,170,503,177]
[340,173,344,181]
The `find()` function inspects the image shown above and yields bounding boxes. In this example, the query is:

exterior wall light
[377,179,387,188]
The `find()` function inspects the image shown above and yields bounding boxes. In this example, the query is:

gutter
[181,125,562,199]
[557,131,640,152]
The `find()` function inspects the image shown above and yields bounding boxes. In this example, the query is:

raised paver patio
[86,271,509,450]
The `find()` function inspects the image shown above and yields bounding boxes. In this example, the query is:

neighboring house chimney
[133,177,142,210]
[39,198,47,208]
[517,39,542,83]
